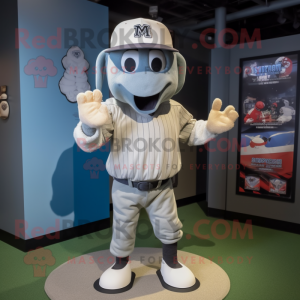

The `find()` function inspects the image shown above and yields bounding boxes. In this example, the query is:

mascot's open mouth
[134,93,160,111]
[133,83,171,112]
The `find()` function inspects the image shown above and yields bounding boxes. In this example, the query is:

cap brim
[105,43,178,52]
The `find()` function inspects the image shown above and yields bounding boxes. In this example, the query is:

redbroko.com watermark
[76,137,246,153]
[15,27,262,50]
[54,64,245,76]
[111,163,243,171]
[67,254,254,266]
[15,218,253,241]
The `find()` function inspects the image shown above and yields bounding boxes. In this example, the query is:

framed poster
[236,51,300,202]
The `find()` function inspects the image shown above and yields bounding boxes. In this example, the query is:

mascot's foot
[157,259,200,293]
[93,263,135,294]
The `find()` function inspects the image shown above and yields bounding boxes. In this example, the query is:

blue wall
[17,0,110,239]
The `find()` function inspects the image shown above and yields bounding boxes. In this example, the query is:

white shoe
[99,263,132,290]
[160,259,196,288]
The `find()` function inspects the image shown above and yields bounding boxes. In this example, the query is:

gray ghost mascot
[74,18,239,293]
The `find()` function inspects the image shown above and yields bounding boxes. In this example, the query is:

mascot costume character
[74,18,239,294]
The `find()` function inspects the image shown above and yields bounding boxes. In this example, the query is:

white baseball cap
[106,18,178,52]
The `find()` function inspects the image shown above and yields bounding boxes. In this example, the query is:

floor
[0,202,299,300]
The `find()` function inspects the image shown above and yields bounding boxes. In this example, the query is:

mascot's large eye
[149,50,166,72]
[121,50,139,73]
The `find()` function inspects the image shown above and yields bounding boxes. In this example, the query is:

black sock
[162,242,182,269]
[112,256,129,270]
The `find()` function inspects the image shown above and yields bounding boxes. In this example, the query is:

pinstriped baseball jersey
[100,98,196,181]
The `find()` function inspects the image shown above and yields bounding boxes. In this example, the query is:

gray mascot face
[96,48,186,115]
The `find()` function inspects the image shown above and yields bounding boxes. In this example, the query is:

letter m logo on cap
[134,24,152,38]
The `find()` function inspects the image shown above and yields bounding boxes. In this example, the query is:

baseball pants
[110,178,183,258]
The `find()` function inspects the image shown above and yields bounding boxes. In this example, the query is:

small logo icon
[269,179,287,194]
[134,24,152,38]
[24,247,56,277]
[24,56,57,88]
[245,176,260,191]
[83,157,106,179]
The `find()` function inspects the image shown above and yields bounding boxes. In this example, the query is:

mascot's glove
[77,89,110,128]
[206,98,239,134]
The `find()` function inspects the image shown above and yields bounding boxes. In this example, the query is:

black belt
[114,177,170,192]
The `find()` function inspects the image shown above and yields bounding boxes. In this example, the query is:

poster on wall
[59,46,91,103]
[237,51,300,202]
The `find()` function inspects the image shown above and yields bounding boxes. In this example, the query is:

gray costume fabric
[110,178,183,257]
[81,123,96,136]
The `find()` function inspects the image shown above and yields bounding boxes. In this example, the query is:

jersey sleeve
[187,120,217,146]
[178,104,217,146]
[178,105,197,144]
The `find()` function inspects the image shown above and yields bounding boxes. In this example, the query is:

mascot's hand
[206,98,239,134]
[77,89,109,128]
